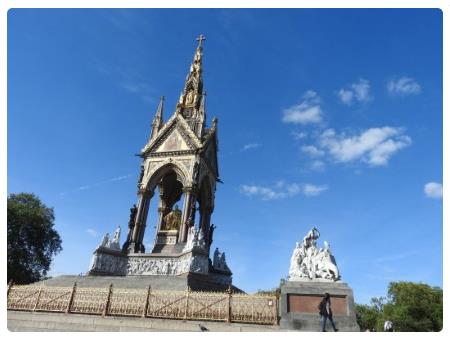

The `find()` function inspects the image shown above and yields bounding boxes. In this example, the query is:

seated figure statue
[163,205,182,230]
[289,242,307,278]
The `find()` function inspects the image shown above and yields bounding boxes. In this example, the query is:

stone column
[179,186,196,243]
[137,191,153,249]
[130,188,153,253]
[201,206,214,254]
[155,186,167,232]
[199,205,213,236]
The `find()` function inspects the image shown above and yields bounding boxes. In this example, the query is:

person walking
[319,292,338,332]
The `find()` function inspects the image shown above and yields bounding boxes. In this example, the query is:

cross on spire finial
[196,34,206,48]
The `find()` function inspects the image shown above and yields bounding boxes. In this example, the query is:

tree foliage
[355,303,381,331]
[384,281,443,332]
[7,193,62,284]
[355,282,442,332]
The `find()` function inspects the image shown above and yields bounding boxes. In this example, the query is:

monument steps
[33,274,190,290]
[7,311,282,332]
[151,242,186,254]
[32,274,243,293]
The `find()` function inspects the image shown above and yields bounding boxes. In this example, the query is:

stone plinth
[86,244,233,292]
[33,274,243,293]
[280,280,359,332]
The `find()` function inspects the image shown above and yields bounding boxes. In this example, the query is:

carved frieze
[126,253,209,276]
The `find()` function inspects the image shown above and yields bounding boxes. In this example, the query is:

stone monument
[280,227,359,331]
[86,35,233,291]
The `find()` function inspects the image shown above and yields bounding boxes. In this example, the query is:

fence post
[274,288,281,325]
[102,283,113,317]
[142,285,151,318]
[7,280,14,308]
[227,284,232,323]
[7,280,14,297]
[183,286,190,319]
[33,285,44,312]
[66,282,77,314]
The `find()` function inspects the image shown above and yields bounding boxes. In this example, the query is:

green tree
[7,193,62,284]
[355,305,378,331]
[383,281,443,332]
[356,282,443,332]
[355,297,385,331]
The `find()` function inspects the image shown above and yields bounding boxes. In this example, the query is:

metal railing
[7,282,279,325]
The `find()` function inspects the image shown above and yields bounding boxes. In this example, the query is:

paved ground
[7,311,283,332]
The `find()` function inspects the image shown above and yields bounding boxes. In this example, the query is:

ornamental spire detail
[176,35,206,131]
[149,96,164,140]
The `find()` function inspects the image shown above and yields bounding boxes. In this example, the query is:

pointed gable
[141,113,203,156]
[155,128,190,152]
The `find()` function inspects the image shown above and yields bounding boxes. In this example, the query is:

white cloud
[387,77,421,95]
[86,228,98,237]
[338,89,354,104]
[338,78,371,105]
[303,184,328,196]
[94,63,154,103]
[309,160,325,172]
[241,143,261,152]
[353,79,371,102]
[424,182,443,199]
[373,251,419,263]
[60,174,133,197]
[301,145,325,157]
[282,91,323,124]
[120,82,153,94]
[240,182,327,200]
[240,184,300,200]
[319,127,411,166]
[292,131,308,140]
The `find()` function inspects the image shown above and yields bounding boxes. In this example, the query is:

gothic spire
[177,35,206,123]
[193,91,206,137]
[150,96,164,140]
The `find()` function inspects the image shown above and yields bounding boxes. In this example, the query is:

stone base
[88,246,231,284]
[34,274,244,293]
[280,281,359,332]
[8,310,281,332]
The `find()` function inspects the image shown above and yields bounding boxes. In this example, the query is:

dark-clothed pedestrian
[318,292,338,332]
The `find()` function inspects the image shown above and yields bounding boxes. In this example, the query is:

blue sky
[7,9,442,304]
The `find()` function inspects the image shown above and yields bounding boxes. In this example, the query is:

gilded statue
[163,205,182,231]
[186,90,195,105]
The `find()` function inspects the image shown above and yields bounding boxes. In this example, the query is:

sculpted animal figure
[315,241,340,281]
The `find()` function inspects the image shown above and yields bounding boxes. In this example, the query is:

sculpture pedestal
[87,245,233,291]
[280,280,359,332]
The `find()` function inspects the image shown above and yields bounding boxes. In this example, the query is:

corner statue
[288,227,340,282]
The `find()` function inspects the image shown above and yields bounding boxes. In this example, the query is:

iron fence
[7,282,279,325]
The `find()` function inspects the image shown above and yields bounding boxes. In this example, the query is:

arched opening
[123,163,186,253]
[142,164,187,254]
